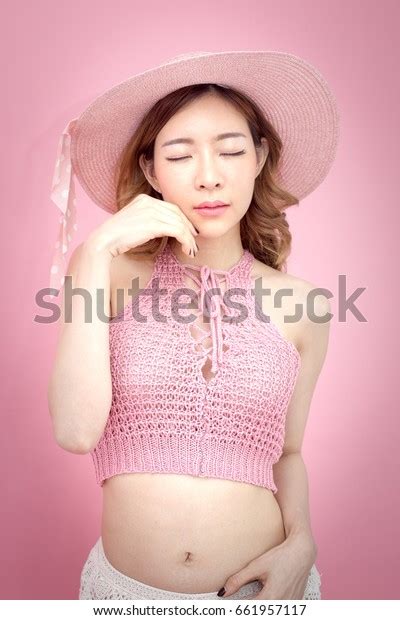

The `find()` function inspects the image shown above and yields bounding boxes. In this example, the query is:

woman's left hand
[218,530,317,600]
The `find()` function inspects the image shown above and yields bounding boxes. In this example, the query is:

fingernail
[217,587,226,597]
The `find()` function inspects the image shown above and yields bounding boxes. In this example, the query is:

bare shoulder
[251,258,332,353]
[109,251,155,318]
[65,242,153,288]
[110,250,155,285]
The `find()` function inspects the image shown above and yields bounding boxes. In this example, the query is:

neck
[168,234,245,272]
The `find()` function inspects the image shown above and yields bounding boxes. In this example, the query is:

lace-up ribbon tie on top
[181,263,237,374]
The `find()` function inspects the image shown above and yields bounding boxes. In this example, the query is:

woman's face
[142,93,268,237]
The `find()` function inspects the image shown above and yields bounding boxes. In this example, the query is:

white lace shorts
[79,537,322,600]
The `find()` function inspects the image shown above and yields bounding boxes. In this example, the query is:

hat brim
[70,50,340,212]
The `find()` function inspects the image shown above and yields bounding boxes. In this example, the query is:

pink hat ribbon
[49,118,79,296]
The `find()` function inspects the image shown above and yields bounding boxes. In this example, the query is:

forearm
[272,452,317,557]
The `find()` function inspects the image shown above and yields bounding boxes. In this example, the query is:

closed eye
[166,150,246,162]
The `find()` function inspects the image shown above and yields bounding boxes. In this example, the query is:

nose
[195,153,224,190]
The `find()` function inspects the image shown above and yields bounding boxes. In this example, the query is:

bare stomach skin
[101,472,286,594]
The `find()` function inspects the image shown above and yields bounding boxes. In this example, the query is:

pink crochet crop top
[90,240,301,492]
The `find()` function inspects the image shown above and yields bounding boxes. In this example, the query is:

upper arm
[281,286,332,455]
[57,241,115,328]
[57,242,86,335]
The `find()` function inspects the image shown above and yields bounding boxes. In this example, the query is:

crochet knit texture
[91,240,301,492]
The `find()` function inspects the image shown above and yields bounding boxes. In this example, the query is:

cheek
[156,163,192,192]
[152,164,190,207]
[233,165,256,194]
[229,157,255,179]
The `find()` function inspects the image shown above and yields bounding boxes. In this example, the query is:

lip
[194,201,230,209]
[194,205,230,217]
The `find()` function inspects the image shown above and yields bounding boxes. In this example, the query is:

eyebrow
[161,132,247,148]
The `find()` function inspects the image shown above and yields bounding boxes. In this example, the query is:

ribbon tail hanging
[49,118,79,296]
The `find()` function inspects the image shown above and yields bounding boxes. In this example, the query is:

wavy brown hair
[113,83,299,272]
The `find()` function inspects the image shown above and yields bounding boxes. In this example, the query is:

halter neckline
[165,241,252,277]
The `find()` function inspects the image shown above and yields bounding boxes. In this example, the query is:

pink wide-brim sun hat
[49,50,340,293]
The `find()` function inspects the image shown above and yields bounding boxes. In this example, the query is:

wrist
[84,231,114,262]
[285,526,318,561]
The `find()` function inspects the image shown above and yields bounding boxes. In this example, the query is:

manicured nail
[217,587,226,597]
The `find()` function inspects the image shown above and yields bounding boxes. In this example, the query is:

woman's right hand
[86,194,199,259]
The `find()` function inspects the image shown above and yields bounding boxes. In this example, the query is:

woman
[47,51,339,600]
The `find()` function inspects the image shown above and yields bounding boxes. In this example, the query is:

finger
[153,218,197,257]
[221,570,259,598]
[156,212,198,254]
[163,201,199,237]
[157,210,197,242]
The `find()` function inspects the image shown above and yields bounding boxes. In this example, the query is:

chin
[198,226,234,239]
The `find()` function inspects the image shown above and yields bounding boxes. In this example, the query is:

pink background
[2,0,399,601]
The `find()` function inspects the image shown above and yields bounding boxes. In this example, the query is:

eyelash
[166,150,246,162]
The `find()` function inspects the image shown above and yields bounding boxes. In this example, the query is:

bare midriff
[101,472,286,593]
